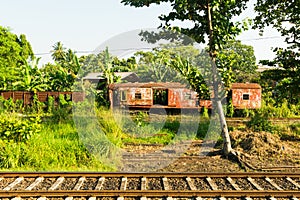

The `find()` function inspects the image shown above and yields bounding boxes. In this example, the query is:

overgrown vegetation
[0,97,114,171]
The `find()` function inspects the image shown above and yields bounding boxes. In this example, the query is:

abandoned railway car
[230,83,261,109]
[0,91,85,105]
[108,82,262,110]
[108,82,199,110]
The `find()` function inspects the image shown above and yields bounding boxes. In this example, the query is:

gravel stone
[81,177,98,190]
[168,178,189,190]
[233,178,255,190]
[102,177,121,190]
[12,178,35,190]
[126,178,141,190]
[0,178,16,190]
[192,178,210,190]
[272,177,299,190]
[254,178,277,190]
[56,177,78,190]
[35,177,57,190]
[212,178,234,190]
[147,178,163,190]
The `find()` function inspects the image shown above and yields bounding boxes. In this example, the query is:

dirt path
[123,131,300,172]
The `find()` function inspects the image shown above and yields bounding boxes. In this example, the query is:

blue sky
[0,0,286,65]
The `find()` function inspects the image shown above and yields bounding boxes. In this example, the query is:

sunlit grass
[0,119,114,171]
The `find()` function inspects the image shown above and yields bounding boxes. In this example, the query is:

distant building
[256,64,283,73]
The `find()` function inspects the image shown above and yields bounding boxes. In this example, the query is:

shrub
[50,95,73,123]
[246,110,274,133]
[226,99,234,117]
[0,114,41,142]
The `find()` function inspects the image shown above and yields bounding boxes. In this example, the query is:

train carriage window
[135,93,142,100]
[121,90,127,101]
[184,93,192,100]
[242,93,250,100]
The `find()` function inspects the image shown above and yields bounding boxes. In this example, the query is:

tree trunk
[207,2,232,156]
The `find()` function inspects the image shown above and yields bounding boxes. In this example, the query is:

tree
[13,58,49,92]
[254,0,300,104]
[0,26,34,90]
[51,42,67,63]
[121,0,249,156]
[135,44,211,99]
[79,49,136,79]
[41,42,82,91]
[135,48,183,82]
[217,40,257,83]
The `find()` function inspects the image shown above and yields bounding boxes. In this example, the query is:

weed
[0,114,41,143]
[0,120,112,171]
[246,110,274,133]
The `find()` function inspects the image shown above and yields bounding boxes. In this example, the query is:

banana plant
[12,58,49,92]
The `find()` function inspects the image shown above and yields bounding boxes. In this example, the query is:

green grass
[0,119,114,171]
[117,111,211,145]
[0,105,217,171]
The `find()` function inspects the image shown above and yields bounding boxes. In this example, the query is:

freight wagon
[0,91,85,105]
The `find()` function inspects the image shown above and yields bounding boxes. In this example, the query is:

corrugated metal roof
[231,83,261,89]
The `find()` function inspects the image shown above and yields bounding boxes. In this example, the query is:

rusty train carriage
[231,83,261,109]
[0,83,261,110]
[109,82,262,110]
[109,82,199,110]
[0,91,85,105]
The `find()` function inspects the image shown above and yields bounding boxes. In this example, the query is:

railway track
[0,172,300,199]
[226,117,300,125]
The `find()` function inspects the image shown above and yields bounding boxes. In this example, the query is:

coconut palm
[51,42,67,63]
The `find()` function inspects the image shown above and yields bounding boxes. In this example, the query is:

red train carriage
[231,83,261,109]
[108,82,199,110]
[109,82,262,110]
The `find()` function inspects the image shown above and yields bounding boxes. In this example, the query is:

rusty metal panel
[14,91,24,101]
[200,100,212,108]
[2,91,13,100]
[37,92,48,102]
[23,92,33,105]
[231,83,261,89]
[125,88,153,106]
[232,88,261,109]
[168,88,198,108]
[180,89,197,108]
[168,89,177,107]
[72,92,85,102]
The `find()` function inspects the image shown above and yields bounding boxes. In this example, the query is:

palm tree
[51,42,67,63]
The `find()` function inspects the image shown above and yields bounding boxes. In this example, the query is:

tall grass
[0,119,113,171]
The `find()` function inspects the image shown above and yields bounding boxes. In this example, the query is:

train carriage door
[153,89,168,105]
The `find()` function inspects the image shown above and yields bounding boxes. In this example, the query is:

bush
[50,95,73,123]
[0,114,41,142]
[246,111,274,133]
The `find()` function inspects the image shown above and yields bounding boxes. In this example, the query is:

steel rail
[0,190,300,198]
[1,172,300,198]
[1,172,300,177]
